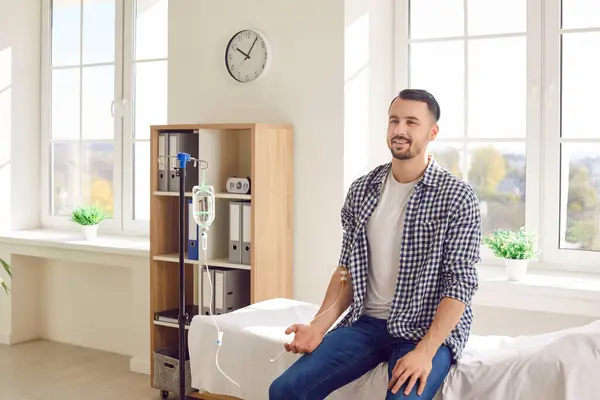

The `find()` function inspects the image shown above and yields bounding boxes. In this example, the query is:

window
[41,0,168,234]
[542,0,600,266]
[395,0,600,270]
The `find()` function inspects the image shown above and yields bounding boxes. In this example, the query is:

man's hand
[284,324,323,354]
[388,347,433,396]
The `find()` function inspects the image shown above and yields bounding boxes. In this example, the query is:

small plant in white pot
[482,227,537,281]
[71,205,106,240]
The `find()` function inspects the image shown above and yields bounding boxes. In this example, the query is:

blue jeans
[269,315,452,400]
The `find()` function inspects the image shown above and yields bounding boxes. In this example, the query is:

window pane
[82,66,114,139]
[560,143,600,251]
[429,142,464,179]
[561,32,600,139]
[135,0,168,60]
[134,60,167,139]
[409,0,463,39]
[562,0,600,30]
[468,37,526,138]
[52,68,80,140]
[467,0,526,35]
[51,0,81,67]
[51,142,80,216]
[134,141,150,220]
[467,142,526,236]
[82,0,115,64]
[410,41,464,138]
[82,142,114,217]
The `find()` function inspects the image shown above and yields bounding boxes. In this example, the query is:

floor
[0,339,162,399]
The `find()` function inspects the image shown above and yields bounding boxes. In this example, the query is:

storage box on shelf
[149,123,294,399]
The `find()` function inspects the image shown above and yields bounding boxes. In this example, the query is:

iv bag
[192,185,215,230]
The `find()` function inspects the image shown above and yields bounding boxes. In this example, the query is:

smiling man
[269,89,482,400]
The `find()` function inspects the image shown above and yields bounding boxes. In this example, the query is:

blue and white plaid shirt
[335,157,481,363]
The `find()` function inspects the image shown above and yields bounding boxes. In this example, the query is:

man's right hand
[283,324,323,354]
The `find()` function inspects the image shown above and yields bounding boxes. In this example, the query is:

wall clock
[225,29,270,83]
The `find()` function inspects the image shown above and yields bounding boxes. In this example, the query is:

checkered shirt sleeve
[441,188,481,305]
[338,181,356,270]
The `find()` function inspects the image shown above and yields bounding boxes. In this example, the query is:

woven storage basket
[152,345,193,396]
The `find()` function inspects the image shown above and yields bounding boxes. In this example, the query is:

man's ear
[430,124,439,141]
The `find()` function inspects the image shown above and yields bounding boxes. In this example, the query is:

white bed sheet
[188,298,600,400]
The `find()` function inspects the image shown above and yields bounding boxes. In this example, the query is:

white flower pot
[504,258,528,281]
[81,224,99,240]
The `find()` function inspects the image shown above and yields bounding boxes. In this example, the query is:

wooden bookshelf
[149,123,294,399]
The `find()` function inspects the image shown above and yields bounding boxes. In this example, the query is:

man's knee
[269,372,299,400]
[385,376,446,400]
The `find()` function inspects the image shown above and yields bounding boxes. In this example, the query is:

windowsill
[474,264,600,317]
[0,230,598,317]
[0,228,149,258]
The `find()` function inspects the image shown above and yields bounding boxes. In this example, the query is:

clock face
[225,30,269,83]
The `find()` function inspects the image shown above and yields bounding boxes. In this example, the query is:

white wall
[0,0,42,347]
[39,260,132,355]
[0,0,40,232]
[168,0,346,303]
[344,0,395,190]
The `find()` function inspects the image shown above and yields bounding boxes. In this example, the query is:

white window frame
[40,0,163,237]
[393,0,600,273]
[122,0,165,235]
[541,0,600,272]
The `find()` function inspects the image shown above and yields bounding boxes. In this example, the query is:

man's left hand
[388,347,433,396]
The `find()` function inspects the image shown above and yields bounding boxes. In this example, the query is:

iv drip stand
[175,152,191,400]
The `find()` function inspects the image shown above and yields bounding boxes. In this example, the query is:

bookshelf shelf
[152,253,251,271]
[154,320,191,330]
[149,123,293,399]
[153,191,252,200]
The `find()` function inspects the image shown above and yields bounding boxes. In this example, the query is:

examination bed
[188,298,600,400]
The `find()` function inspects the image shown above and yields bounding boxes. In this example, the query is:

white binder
[157,132,168,191]
[228,202,242,263]
[215,271,224,313]
[242,202,251,265]
[167,133,180,191]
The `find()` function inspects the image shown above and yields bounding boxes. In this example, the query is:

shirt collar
[370,155,442,193]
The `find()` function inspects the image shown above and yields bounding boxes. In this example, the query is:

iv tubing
[201,230,240,388]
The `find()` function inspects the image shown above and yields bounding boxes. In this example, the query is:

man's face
[387,98,439,160]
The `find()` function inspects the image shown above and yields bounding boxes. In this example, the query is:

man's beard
[389,141,423,160]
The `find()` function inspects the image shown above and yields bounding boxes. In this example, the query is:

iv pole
[175,152,191,400]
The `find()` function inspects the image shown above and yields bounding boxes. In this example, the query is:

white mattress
[188,298,600,400]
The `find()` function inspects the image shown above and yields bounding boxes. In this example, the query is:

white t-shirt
[363,169,417,320]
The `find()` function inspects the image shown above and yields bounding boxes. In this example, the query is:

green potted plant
[71,205,106,240]
[482,227,537,281]
[1,257,11,295]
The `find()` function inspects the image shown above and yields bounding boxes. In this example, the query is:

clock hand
[236,48,249,58]
[245,37,258,60]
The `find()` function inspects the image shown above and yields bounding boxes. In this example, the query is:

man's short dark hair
[389,89,441,122]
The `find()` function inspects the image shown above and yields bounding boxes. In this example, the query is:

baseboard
[130,357,150,375]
